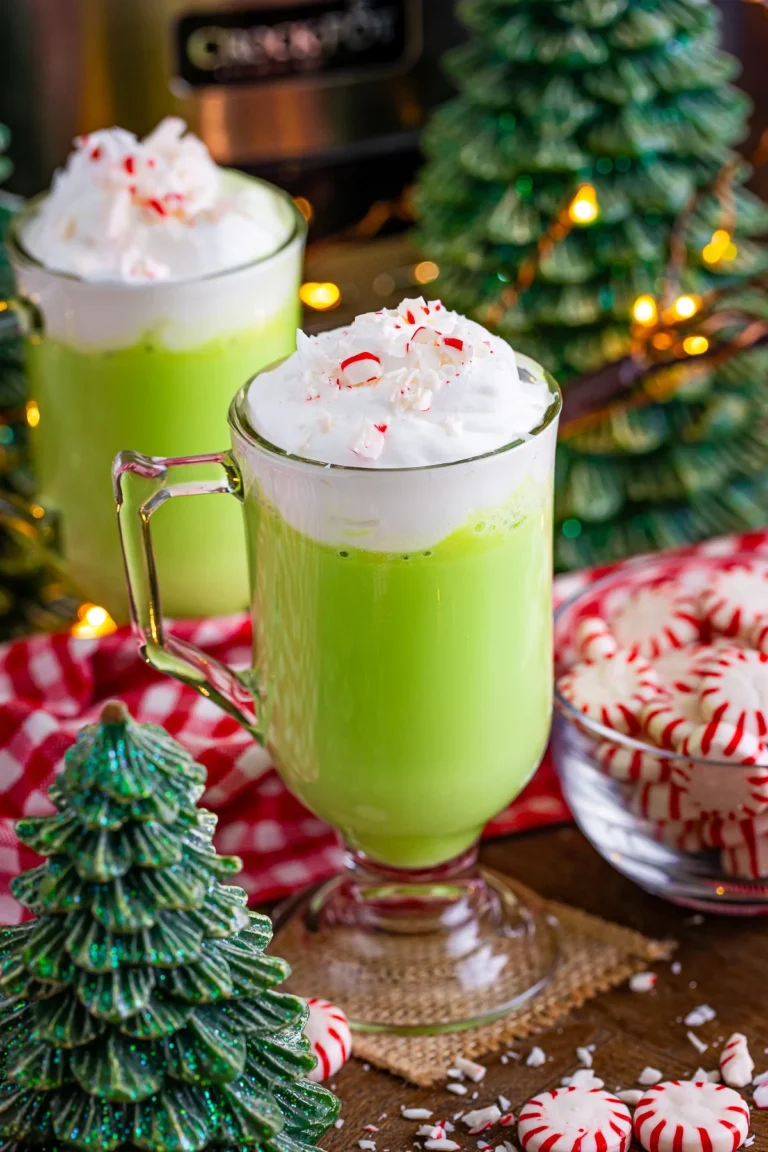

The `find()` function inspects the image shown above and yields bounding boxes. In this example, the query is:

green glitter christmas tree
[0,701,340,1152]
[416,0,768,568]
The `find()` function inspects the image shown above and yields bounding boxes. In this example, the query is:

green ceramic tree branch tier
[0,701,339,1152]
[416,0,768,568]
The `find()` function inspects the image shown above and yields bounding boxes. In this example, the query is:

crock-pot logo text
[177,0,412,86]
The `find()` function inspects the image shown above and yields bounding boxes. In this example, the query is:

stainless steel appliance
[0,0,464,235]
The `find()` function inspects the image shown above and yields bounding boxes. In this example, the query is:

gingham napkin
[1,529,764,924]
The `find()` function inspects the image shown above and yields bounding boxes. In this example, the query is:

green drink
[10,120,305,619]
[248,483,552,870]
[115,299,562,1031]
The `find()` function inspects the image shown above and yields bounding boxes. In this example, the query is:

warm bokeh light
[632,295,658,326]
[294,197,314,224]
[26,400,40,428]
[414,260,440,285]
[30,504,45,519]
[72,602,118,639]
[568,184,599,225]
[672,295,699,320]
[702,229,731,264]
[683,335,710,356]
[652,331,674,351]
[299,282,341,311]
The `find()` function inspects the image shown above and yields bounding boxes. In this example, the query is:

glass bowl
[552,548,768,915]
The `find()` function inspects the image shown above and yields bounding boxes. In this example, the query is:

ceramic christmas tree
[0,701,340,1152]
[416,0,768,567]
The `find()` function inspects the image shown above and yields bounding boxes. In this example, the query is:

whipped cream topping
[247,299,554,468]
[22,118,294,283]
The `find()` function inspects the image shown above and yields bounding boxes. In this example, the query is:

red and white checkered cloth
[2,528,767,925]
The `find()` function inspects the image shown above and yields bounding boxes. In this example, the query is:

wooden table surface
[323,826,767,1150]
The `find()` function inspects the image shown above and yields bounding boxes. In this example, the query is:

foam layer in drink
[241,301,558,552]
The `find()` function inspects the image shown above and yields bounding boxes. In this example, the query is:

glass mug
[114,358,562,1033]
[9,178,305,622]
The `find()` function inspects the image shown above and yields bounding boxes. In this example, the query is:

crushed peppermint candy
[685,1004,717,1027]
[358,1141,376,1150]
[497,1096,511,1113]
[526,1046,547,1067]
[629,971,657,993]
[461,1107,501,1134]
[447,1083,468,1096]
[687,1030,709,1054]
[576,1046,594,1067]
[691,1068,721,1083]
[248,300,553,469]
[334,1119,345,1129]
[402,1109,433,1120]
[617,1089,644,1105]
[425,1141,460,1151]
[454,1057,487,1083]
[638,1066,664,1085]
[560,1068,605,1090]
[754,1083,768,1108]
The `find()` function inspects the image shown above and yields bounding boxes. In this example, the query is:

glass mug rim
[7,173,308,289]
[228,357,563,476]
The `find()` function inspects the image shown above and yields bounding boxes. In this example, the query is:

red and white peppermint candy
[674,725,768,819]
[642,688,701,751]
[557,652,661,735]
[699,561,768,638]
[304,997,352,1082]
[698,649,768,738]
[654,820,707,853]
[597,741,672,783]
[517,1086,632,1152]
[608,584,701,661]
[340,351,383,387]
[633,1079,750,1152]
[721,827,768,879]
[575,617,618,661]
[751,616,768,655]
[631,782,697,822]
[700,810,768,849]
[720,1034,754,1089]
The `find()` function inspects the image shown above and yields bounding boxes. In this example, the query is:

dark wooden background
[323,827,768,1151]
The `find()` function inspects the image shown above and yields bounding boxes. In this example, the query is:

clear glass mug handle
[112,450,260,739]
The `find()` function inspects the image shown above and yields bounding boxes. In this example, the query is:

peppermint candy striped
[720,1034,754,1089]
[642,688,701,751]
[699,562,768,638]
[633,1079,750,1152]
[721,826,768,879]
[631,782,697,822]
[304,997,352,1082]
[517,1086,632,1152]
[751,616,768,656]
[608,584,702,661]
[675,725,768,819]
[596,741,672,783]
[700,811,768,849]
[557,652,661,735]
[654,820,707,853]
[698,649,768,738]
[575,617,618,661]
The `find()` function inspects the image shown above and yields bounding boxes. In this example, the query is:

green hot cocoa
[247,486,553,870]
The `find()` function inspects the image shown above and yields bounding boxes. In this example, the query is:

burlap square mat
[350,880,674,1085]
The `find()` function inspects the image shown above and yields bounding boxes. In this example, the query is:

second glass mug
[114,358,562,1034]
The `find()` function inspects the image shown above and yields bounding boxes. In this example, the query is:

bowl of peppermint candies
[553,549,768,914]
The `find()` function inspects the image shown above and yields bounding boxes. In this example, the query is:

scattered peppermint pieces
[462,1107,501,1134]
[754,1083,768,1109]
[638,1066,664,1086]
[576,1045,594,1067]
[618,1089,644,1106]
[685,1005,717,1027]
[402,1109,433,1120]
[447,1084,468,1096]
[687,1030,709,1054]
[454,1057,487,1083]
[561,1068,606,1090]
[721,1033,755,1088]
[630,972,658,993]
[671,962,682,975]
[525,1046,547,1068]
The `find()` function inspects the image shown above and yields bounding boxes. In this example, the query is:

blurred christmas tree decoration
[0,125,98,637]
[416,0,768,568]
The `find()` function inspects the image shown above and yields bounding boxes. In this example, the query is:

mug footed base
[270,848,560,1035]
